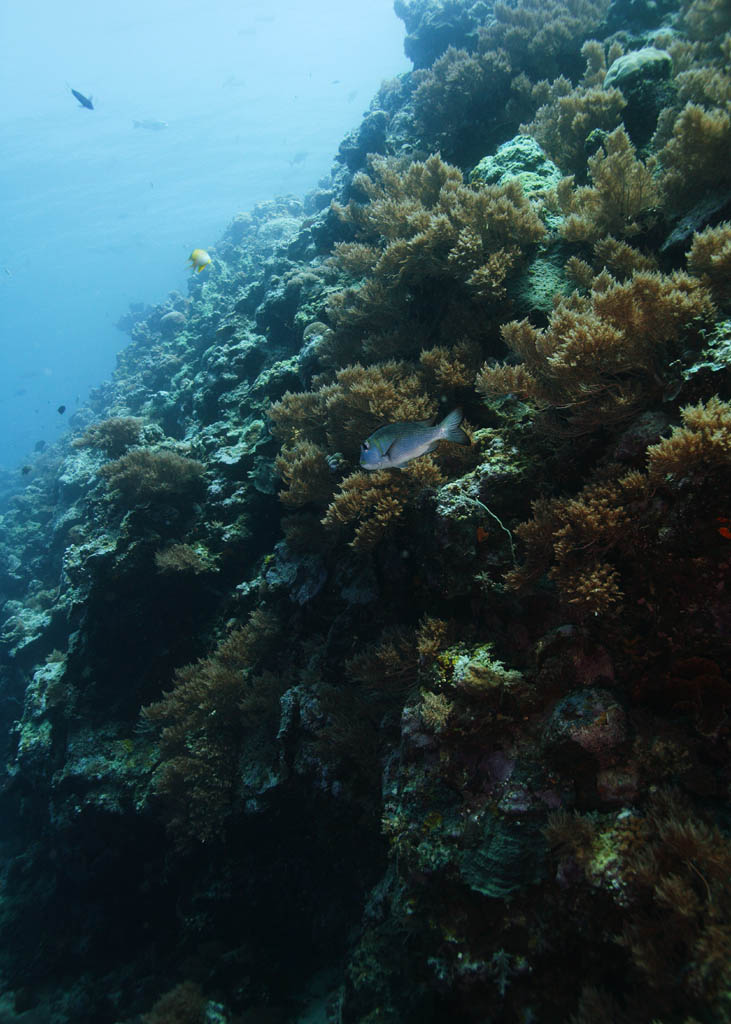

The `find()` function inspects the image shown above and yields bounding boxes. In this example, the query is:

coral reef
[1,1,731,1022]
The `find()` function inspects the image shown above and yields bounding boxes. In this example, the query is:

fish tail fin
[439,407,470,446]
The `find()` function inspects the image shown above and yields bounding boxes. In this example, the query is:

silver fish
[360,408,469,470]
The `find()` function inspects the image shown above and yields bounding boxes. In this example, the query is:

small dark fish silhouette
[21,465,32,476]
[71,88,94,110]
[34,440,47,452]
[57,404,66,415]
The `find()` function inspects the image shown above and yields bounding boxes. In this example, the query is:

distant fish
[70,88,93,110]
[188,248,211,273]
[57,404,66,415]
[34,440,46,452]
[289,150,308,166]
[21,465,32,476]
[347,89,358,102]
[360,408,470,470]
[133,119,168,130]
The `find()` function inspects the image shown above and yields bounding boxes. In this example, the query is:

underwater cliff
[1,0,731,1021]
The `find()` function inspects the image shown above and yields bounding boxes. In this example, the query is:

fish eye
[361,441,369,451]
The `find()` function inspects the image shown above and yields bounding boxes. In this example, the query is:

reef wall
[0,0,730,1021]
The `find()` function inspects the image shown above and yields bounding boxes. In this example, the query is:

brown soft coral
[270,360,451,540]
[326,153,545,365]
[270,361,436,465]
[141,609,283,846]
[322,458,446,551]
[647,396,731,480]
[687,222,731,310]
[479,0,611,80]
[412,47,514,159]
[658,102,731,208]
[273,441,335,508]
[557,127,660,243]
[617,789,731,1014]
[506,472,649,616]
[73,416,144,458]
[523,77,626,177]
[476,270,715,434]
[502,398,731,619]
[99,448,207,504]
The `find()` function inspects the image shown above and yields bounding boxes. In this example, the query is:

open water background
[0,0,407,468]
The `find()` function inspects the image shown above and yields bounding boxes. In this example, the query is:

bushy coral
[141,609,283,846]
[273,440,335,508]
[617,790,731,1014]
[142,981,206,1024]
[271,354,475,549]
[476,269,715,434]
[556,127,660,243]
[72,416,144,458]
[326,153,545,365]
[658,101,731,207]
[687,221,731,309]
[154,542,218,575]
[322,457,446,550]
[524,79,626,178]
[480,0,611,80]
[501,397,731,618]
[411,46,515,161]
[6,1,731,1021]
[646,395,731,480]
[99,448,207,504]
[271,359,436,464]
[505,472,649,615]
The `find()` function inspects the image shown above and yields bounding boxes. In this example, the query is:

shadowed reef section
[1,0,731,1020]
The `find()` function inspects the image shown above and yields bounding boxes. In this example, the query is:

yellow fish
[188,248,211,273]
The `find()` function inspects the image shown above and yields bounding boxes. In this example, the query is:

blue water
[0,0,408,468]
